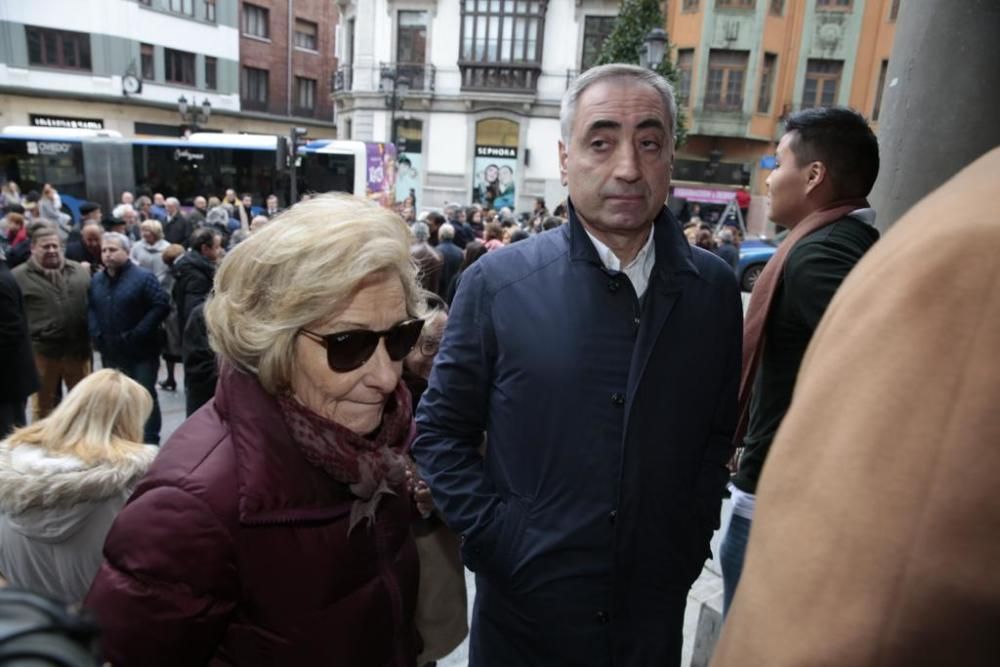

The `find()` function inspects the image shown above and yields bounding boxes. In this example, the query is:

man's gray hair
[719,228,734,243]
[166,197,180,207]
[412,221,430,242]
[102,231,131,252]
[560,63,678,143]
[438,222,455,241]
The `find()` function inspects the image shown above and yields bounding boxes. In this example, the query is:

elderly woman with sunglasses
[85,195,428,666]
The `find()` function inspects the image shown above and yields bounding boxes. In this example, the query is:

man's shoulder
[473,227,569,291]
[794,215,879,256]
[10,262,29,280]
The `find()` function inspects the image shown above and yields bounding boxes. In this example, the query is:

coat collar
[565,199,700,289]
[213,364,354,525]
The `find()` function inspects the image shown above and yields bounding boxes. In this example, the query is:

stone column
[869,0,1000,232]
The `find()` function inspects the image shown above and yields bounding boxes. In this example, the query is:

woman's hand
[405,465,435,518]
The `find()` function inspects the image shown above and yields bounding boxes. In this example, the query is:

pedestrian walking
[721,107,881,615]
[88,232,170,444]
[413,63,743,666]
[13,224,91,420]
[0,369,156,604]
[85,195,426,665]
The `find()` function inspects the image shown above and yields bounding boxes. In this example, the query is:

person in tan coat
[711,146,1000,666]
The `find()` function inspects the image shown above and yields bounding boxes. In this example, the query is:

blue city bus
[0,127,392,218]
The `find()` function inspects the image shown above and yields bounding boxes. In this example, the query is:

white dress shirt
[584,226,656,300]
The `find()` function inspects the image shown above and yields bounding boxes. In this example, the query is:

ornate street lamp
[177,95,212,133]
[642,28,668,70]
[380,68,411,151]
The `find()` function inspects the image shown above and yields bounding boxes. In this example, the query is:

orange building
[666,0,899,233]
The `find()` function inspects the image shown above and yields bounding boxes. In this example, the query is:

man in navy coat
[413,64,742,666]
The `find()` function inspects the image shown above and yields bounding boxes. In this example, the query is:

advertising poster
[472,145,517,211]
[365,142,397,209]
[395,152,422,209]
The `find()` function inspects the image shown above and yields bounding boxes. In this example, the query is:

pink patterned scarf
[278,382,413,532]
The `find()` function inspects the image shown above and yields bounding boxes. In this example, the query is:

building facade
[238,0,337,127]
[333,0,621,213]
[0,0,338,138]
[667,0,899,232]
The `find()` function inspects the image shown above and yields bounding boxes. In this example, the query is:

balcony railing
[332,64,352,93]
[332,62,436,95]
[458,62,541,94]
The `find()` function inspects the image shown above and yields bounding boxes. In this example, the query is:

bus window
[299,152,355,197]
[0,137,86,200]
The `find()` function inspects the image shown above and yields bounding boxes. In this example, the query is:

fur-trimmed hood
[0,442,157,542]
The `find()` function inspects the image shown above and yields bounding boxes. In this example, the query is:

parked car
[737,236,778,292]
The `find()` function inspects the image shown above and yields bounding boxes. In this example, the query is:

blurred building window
[26,26,92,71]
[705,49,748,111]
[802,59,842,108]
[243,3,270,39]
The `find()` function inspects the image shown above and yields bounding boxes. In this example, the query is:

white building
[0,0,245,136]
[334,0,620,213]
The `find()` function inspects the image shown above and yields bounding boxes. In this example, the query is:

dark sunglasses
[300,319,424,372]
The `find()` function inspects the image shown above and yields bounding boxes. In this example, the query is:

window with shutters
[295,19,318,51]
[802,59,842,108]
[705,50,748,111]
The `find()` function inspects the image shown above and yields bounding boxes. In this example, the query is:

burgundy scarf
[734,199,869,448]
[278,382,414,532]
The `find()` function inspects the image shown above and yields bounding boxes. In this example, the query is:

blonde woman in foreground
[0,369,157,603]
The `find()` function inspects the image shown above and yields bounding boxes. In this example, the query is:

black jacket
[172,251,216,332]
[414,205,743,665]
[0,261,39,402]
[163,214,193,247]
[734,215,879,494]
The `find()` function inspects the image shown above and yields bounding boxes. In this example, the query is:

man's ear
[558,140,569,187]
[805,161,828,195]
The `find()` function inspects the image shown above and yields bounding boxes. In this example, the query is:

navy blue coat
[88,261,170,361]
[413,207,743,666]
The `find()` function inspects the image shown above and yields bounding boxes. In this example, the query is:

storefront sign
[673,187,737,204]
[475,145,517,159]
[26,141,72,156]
[30,114,104,131]
[174,149,205,161]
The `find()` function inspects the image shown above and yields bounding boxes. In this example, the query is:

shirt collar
[584,225,656,274]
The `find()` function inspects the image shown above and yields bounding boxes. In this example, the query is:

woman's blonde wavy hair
[204,193,425,394]
[7,369,151,464]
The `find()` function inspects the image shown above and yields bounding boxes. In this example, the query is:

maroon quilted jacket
[84,365,420,666]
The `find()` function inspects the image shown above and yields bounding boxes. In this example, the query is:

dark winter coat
[163,213,193,246]
[13,259,91,359]
[0,261,39,402]
[84,365,420,666]
[172,250,216,331]
[64,241,101,274]
[436,240,464,299]
[413,205,743,665]
[88,261,170,362]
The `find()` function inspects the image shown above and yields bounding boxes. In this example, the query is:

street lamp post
[380,67,411,151]
[641,28,668,70]
[177,95,212,134]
